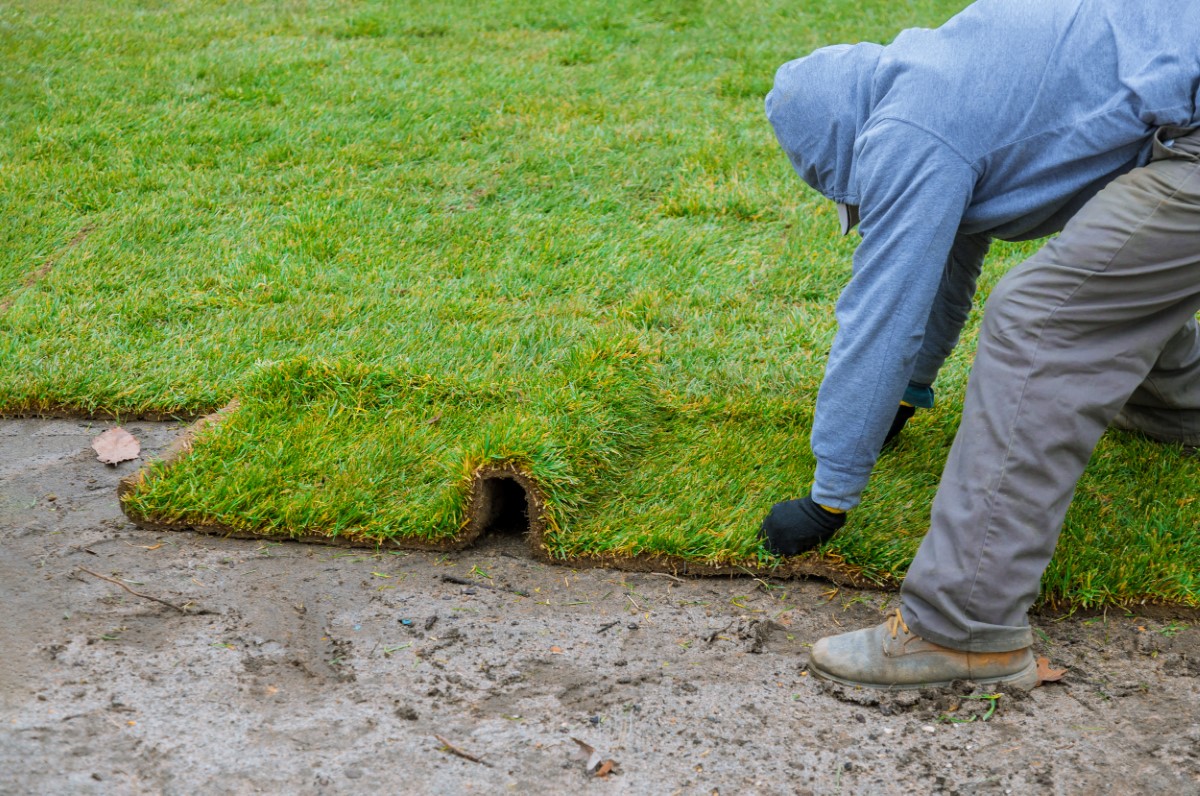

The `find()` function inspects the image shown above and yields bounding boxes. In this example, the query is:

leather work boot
[808,609,1039,691]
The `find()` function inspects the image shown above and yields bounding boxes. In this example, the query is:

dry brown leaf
[1035,656,1068,686]
[571,738,618,777]
[92,427,140,465]
[571,737,602,772]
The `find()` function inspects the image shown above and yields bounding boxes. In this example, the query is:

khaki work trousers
[902,127,1200,652]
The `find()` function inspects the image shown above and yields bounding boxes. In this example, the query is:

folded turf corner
[118,337,640,538]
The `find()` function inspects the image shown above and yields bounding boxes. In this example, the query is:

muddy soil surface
[1,419,1198,795]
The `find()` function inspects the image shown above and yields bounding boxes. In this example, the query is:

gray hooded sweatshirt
[765,0,1200,509]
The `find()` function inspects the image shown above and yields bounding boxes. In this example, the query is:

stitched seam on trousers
[959,170,1190,641]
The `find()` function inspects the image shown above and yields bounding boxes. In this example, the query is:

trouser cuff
[900,595,1035,653]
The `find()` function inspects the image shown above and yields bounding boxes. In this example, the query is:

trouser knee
[978,269,1038,350]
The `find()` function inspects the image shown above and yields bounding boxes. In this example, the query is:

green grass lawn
[4,0,1197,608]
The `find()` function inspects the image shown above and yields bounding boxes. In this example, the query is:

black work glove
[882,403,917,448]
[883,384,935,449]
[760,495,847,556]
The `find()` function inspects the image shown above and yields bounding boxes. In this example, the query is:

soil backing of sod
[122,457,874,588]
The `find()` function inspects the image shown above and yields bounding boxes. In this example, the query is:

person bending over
[762,0,1200,690]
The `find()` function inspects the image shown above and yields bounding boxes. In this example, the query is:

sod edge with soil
[114,355,1200,610]
[122,445,871,588]
[117,354,874,587]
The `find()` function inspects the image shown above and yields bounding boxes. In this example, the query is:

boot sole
[809,656,1040,692]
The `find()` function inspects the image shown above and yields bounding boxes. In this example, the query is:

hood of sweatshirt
[764,43,883,210]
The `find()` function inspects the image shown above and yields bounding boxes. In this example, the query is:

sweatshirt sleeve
[809,120,976,510]
[910,231,991,387]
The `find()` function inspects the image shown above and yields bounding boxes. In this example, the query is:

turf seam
[0,223,95,315]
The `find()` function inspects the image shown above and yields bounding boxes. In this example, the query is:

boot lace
[886,608,910,639]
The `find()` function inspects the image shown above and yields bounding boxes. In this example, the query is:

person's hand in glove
[760,495,846,556]
[883,403,917,447]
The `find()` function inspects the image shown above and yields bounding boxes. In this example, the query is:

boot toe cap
[808,626,875,682]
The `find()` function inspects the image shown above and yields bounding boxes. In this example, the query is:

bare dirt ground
[2,419,1198,795]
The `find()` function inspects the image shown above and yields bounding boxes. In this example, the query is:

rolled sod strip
[117,347,882,586]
